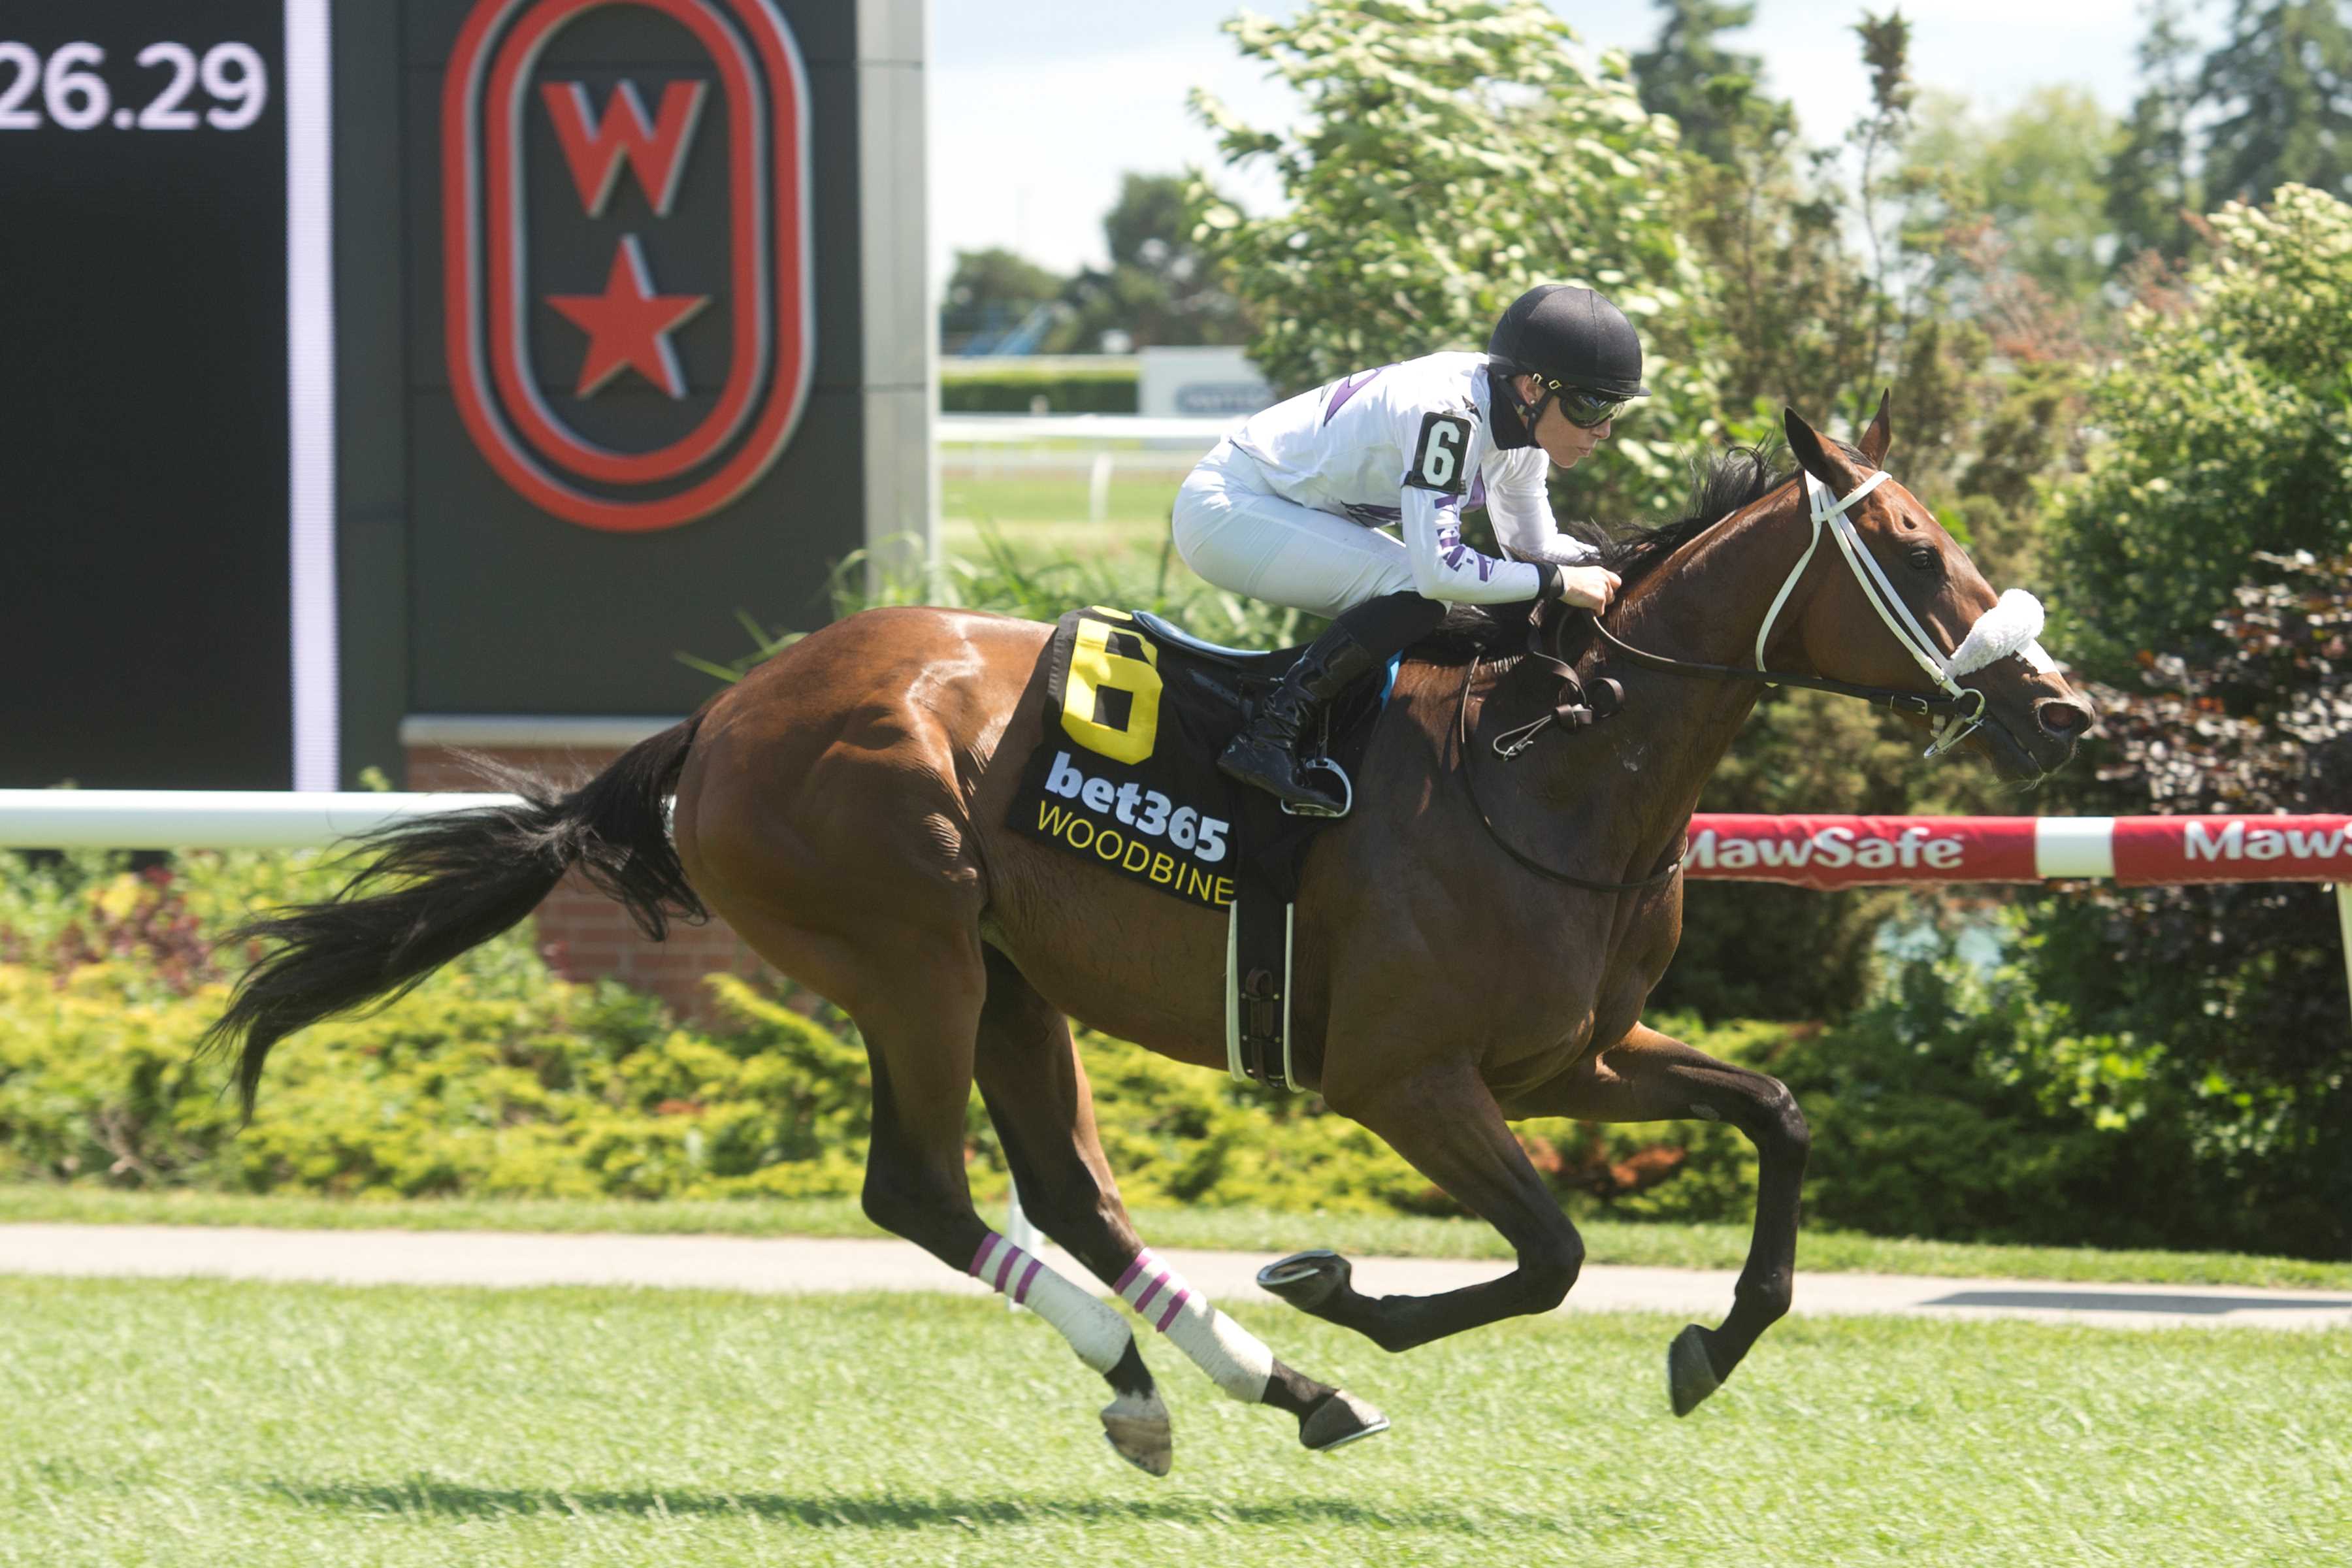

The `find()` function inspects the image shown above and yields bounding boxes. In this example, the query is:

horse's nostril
[2036,698,2091,739]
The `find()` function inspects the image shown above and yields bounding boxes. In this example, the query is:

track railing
[4,794,2346,1019]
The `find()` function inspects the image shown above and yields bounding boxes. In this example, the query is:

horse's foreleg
[1512,1022,1810,1416]
[972,949,1386,1457]
[1262,1056,1587,1353]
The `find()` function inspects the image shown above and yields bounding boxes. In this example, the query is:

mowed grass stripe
[6,1185,2347,1292]
[1,1277,2345,1568]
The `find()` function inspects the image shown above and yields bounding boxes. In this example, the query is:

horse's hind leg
[1521,1022,1810,1416]
[972,948,1387,1454]
[715,904,1161,1470]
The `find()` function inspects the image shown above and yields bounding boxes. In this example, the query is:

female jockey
[1171,283,1644,810]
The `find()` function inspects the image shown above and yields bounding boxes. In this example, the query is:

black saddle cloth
[1007,607,1395,909]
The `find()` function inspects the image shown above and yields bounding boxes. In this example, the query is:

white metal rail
[936,414,1240,528]
[0,791,518,850]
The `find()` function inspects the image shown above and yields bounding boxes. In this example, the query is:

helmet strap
[1516,383,1556,434]
[1495,367,1553,438]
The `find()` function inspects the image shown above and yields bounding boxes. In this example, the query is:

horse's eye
[1907,547,1940,572]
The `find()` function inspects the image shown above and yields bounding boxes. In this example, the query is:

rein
[1455,652,1686,893]
[1455,466,2053,889]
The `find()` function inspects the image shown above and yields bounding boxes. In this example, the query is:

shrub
[2044,185,2352,683]
[939,359,1138,414]
[0,847,1775,1223]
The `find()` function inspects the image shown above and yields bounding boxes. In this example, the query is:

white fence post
[1087,449,1115,527]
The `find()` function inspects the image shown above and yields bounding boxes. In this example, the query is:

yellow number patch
[1061,615,1162,764]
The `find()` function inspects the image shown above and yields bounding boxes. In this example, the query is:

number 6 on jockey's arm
[1398,411,1620,612]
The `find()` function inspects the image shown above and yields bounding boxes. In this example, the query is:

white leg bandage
[970,1232,1132,1375]
[1116,1246,1274,1403]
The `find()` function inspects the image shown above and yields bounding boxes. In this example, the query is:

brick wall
[404,734,773,1019]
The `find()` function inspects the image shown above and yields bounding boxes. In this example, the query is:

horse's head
[1774,399,2093,782]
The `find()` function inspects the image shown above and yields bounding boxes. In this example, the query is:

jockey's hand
[1539,563,1622,613]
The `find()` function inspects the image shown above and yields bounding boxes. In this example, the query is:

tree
[2198,0,2352,206]
[1845,10,1920,436]
[1630,0,1765,167]
[1673,57,1878,437]
[1187,0,1725,520]
[2107,0,2204,266]
[1905,88,2119,312]
[1062,174,1249,350]
[2044,185,2352,683]
[939,248,1068,354]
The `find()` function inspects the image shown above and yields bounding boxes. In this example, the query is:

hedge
[10,847,2321,1257]
[0,849,1757,1219]
[940,358,1138,415]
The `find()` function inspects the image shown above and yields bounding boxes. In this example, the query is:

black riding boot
[1218,593,1445,812]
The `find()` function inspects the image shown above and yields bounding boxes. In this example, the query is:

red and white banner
[1684,815,2352,890]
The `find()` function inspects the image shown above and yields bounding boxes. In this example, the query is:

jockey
[1173,283,1644,810]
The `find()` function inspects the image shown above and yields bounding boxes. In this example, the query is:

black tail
[203,715,708,1113]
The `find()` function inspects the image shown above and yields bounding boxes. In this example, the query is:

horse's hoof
[1300,1389,1390,1452]
[1667,1324,1723,1417]
[1100,1390,1173,1477]
[1257,1249,1351,1312]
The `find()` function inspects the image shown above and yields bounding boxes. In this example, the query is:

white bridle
[1754,470,2059,757]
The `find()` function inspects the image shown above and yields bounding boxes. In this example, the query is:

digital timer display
[0,0,314,792]
[0,39,270,131]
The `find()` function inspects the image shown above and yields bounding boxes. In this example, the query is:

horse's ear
[1782,407,1854,491]
[1857,389,1892,466]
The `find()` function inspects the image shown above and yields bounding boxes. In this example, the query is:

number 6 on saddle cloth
[1007,606,1401,1091]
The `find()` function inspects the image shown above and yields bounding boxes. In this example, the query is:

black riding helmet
[1487,284,1648,431]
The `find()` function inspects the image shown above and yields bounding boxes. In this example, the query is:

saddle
[1007,607,1397,1093]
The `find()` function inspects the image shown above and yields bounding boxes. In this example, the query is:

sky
[930,0,2209,284]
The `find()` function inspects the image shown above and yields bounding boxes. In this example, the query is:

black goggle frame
[1535,378,1632,429]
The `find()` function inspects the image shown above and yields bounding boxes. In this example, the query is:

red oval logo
[442,0,812,532]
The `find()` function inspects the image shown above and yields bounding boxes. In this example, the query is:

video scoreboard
[3,0,915,795]
[0,1,330,790]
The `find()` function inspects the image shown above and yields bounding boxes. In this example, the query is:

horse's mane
[1410,440,1820,667]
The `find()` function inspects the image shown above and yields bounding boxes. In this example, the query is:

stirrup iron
[1279,757,1353,819]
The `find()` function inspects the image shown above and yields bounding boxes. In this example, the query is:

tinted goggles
[1553,387,1632,429]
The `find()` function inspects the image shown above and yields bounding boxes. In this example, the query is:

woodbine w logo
[442,0,813,532]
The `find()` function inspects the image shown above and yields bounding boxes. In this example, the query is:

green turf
[7,1185,2349,1292]
[1,1276,2344,1567]
[941,469,1181,532]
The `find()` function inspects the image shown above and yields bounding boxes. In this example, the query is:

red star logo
[546,235,708,399]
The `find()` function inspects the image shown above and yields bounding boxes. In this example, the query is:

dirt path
[4,1222,2348,1330]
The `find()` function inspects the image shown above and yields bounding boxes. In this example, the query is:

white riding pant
[1171,440,1417,620]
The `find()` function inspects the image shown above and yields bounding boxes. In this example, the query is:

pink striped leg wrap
[1113,1246,1197,1331]
[968,1232,1047,1306]
[967,1230,1130,1374]
[1113,1247,1273,1403]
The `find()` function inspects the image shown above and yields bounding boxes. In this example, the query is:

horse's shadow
[264,1476,1511,1534]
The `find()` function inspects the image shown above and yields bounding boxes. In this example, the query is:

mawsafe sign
[442,0,813,532]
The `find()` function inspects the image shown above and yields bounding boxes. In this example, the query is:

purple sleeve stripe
[1014,1257,1043,1305]
[968,1234,1000,1279]
[992,1245,1022,1290]
[1132,1273,1166,1313]
[1113,1258,1145,1293]
[1154,1291,1191,1332]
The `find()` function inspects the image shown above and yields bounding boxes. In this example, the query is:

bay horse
[206,404,2092,1473]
